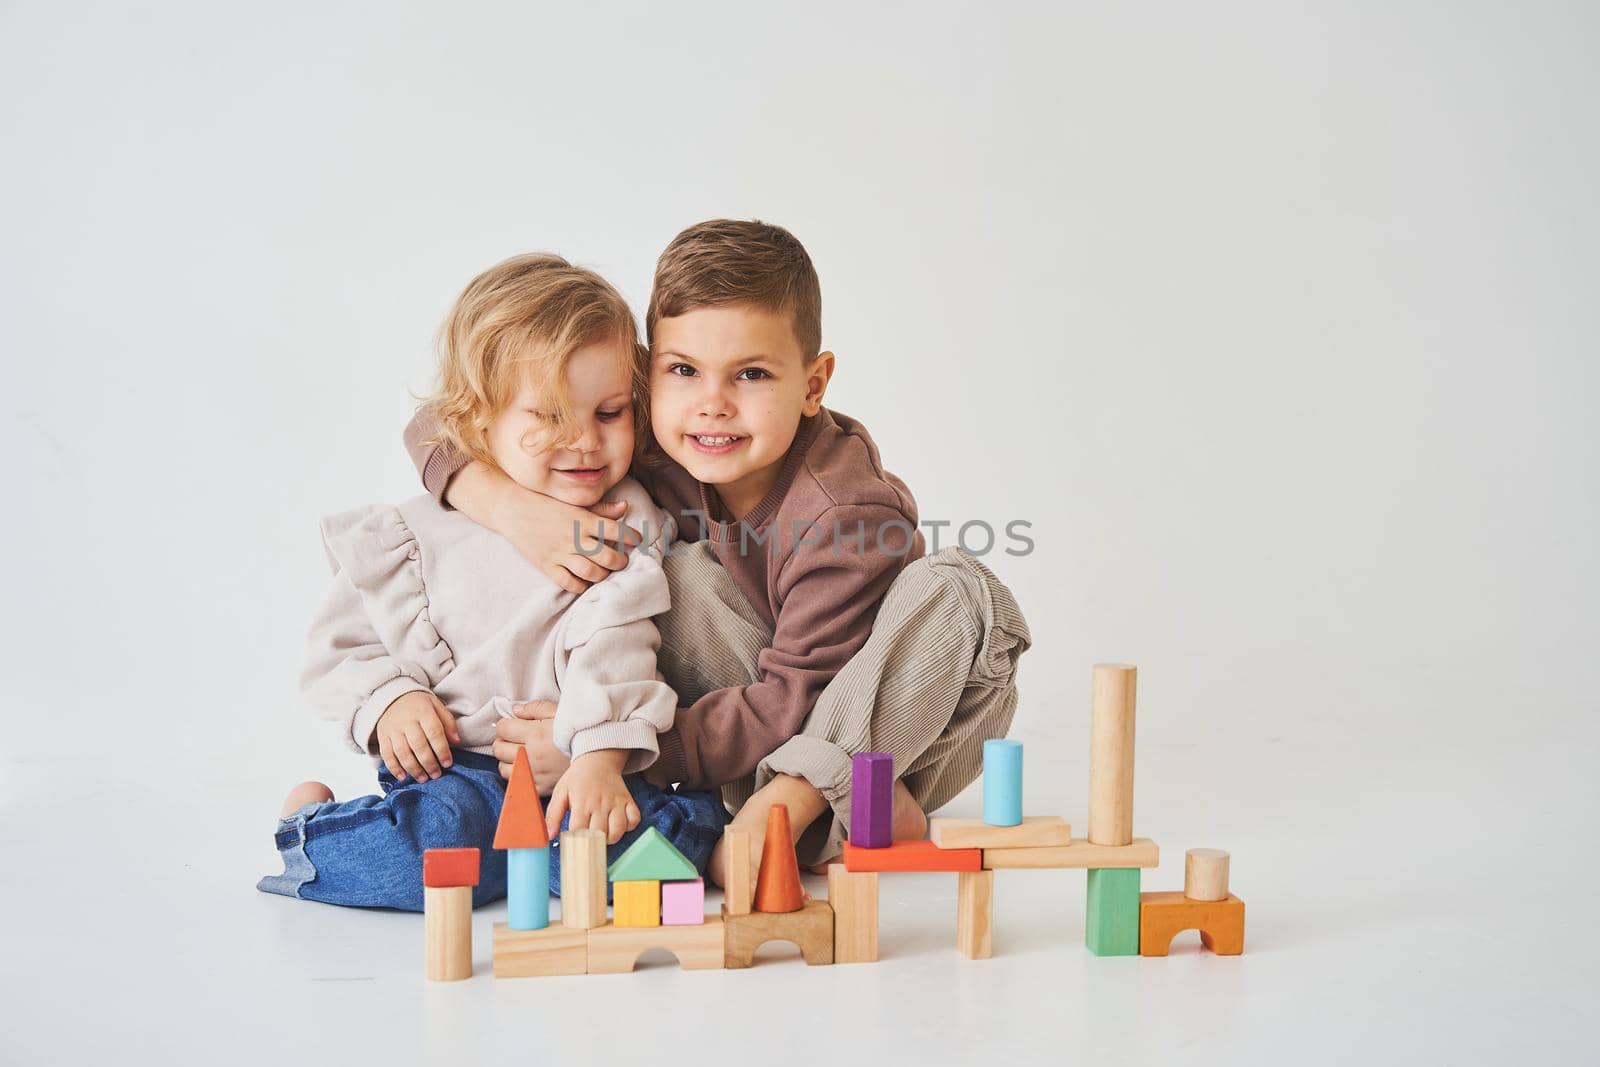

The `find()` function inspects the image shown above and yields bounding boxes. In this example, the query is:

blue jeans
[257,750,728,912]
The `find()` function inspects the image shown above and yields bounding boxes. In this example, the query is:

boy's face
[487,339,636,508]
[651,304,833,517]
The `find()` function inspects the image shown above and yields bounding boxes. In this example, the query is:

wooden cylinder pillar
[1184,848,1230,901]
[1088,664,1137,846]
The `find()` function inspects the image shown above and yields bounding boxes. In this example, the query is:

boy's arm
[652,504,917,789]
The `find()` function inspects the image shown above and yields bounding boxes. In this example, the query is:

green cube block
[1086,867,1141,956]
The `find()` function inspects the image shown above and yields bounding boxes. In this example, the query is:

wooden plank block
[1184,848,1231,901]
[981,838,1158,870]
[957,869,994,960]
[586,918,726,973]
[755,804,805,912]
[722,900,835,968]
[492,922,586,977]
[850,752,894,848]
[842,839,981,873]
[613,880,660,927]
[559,829,606,930]
[662,879,706,925]
[1086,867,1141,956]
[723,829,752,916]
[423,885,472,981]
[930,815,1071,850]
[422,847,480,888]
[826,864,879,964]
[982,739,1023,826]
[1088,664,1136,845]
[1140,892,1245,956]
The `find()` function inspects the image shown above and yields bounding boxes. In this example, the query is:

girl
[258,253,725,911]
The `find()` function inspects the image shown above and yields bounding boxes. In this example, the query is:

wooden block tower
[422,847,478,981]
[724,804,835,968]
[490,749,585,977]
[1085,664,1141,956]
[587,827,725,974]
[1140,848,1246,956]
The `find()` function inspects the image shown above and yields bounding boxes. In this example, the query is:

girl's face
[487,340,636,507]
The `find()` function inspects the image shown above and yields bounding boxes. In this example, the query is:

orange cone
[753,803,805,913]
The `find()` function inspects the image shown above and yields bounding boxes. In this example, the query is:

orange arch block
[753,804,805,913]
[1139,892,1245,956]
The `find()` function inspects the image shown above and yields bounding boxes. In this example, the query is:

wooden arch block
[1139,892,1246,956]
[722,900,835,968]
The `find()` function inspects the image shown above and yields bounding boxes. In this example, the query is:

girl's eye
[737,367,771,381]
[597,409,625,422]
[667,363,696,377]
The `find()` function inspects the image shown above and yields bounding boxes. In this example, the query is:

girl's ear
[803,351,836,416]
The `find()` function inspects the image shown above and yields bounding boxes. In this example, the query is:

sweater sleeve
[653,503,917,788]
[403,405,470,504]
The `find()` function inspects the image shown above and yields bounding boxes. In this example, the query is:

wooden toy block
[607,826,697,882]
[956,869,995,960]
[423,885,473,981]
[842,839,981,873]
[931,815,1071,850]
[981,837,1158,870]
[422,847,481,888]
[755,804,805,913]
[586,918,726,973]
[721,900,835,968]
[826,864,879,964]
[1139,892,1246,956]
[506,847,550,931]
[1184,848,1231,902]
[661,879,706,925]
[982,739,1023,826]
[1086,867,1141,956]
[850,752,894,848]
[1088,664,1137,846]
[559,828,607,930]
[492,922,587,977]
[612,880,660,927]
[493,747,550,849]
[723,829,752,916]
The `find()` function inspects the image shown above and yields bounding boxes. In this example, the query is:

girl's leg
[257,750,509,912]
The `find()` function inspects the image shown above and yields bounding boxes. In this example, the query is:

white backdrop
[2,2,1595,1062]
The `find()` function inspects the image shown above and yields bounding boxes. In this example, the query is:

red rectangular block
[842,840,981,872]
[423,848,481,888]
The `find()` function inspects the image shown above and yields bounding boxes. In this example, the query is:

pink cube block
[660,878,705,925]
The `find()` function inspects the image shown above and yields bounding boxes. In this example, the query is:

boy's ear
[802,350,836,416]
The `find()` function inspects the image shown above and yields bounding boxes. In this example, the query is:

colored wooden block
[559,829,607,930]
[607,826,697,882]
[493,747,550,849]
[850,752,894,848]
[662,879,706,925]
[422,847,480,888]
[722,900,835,968]
[723,829,752,916]
[586,918,726,973]
[982,739,1023,826]
[507,847,550,931]
[1140,892,1245,956]
[612,879,660,927]
[1184,848,1231,902]
[423,885,472,981]
[826,864,879,964]
[1088,664,1137,846]
[842,839,981,873]
[1086,867,1141,956]
[981,838,1159,870]
[492,922,586,977]
[957,869,994,960]
[931,815,1071,850]
[755,805,805,913]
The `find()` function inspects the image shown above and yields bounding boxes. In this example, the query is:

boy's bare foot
[708,774,828,892]
[804,778,926,874]
[279,780,334,819]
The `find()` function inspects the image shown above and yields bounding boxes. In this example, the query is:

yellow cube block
[613,879,660,927]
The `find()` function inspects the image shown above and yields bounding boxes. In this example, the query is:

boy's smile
[651,304,834,521]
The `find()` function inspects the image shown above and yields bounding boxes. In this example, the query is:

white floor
[4,717,1593,1065]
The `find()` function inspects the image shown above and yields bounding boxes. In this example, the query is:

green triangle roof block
[607,826,697,882]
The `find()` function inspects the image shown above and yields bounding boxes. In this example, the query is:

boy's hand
[493,700,569,793]
[447,462,641,595]
[375,691,459,782]
[545,749,640,844]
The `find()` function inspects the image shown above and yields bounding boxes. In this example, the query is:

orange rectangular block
[842,840,981,873]
[423,848,481,888]
[1139,892,1246,956]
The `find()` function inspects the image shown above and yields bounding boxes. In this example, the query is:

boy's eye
[597,409,625,422]
[666,363,696,377]
[737,367,771,381]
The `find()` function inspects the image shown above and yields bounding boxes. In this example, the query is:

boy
[403,219,1031,883]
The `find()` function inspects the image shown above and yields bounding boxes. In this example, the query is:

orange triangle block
[754,803,804,913]
[493,747,549,850]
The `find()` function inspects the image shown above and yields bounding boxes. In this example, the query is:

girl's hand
[375,690,460,781]
[493,700,569,793]
[545,750,640,844]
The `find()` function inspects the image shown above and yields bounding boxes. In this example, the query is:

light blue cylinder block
[983,739,1023,827]
[508,847,551,930]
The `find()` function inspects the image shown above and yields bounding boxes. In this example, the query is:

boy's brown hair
[646,219,822,359]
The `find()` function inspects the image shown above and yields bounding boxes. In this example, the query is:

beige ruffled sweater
[299,476,677,774]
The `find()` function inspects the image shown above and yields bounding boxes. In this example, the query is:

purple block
[850,752,895,849]
[661,879,705,925]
